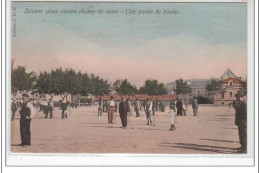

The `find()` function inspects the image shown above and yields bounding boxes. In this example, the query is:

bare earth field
[10,105,241,154]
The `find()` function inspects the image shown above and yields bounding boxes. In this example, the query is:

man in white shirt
[108,96,115,124]
[145,98,153,125]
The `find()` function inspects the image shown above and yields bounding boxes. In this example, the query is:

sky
[11,2,247,87]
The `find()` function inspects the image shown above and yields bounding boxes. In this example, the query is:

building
[166,79,210,97]
[213,76,242,105]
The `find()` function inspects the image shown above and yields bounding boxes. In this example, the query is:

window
[229,92,232,97]
[220,92,224,99]
[228,81,233,87]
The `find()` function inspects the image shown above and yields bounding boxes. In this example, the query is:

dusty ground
[10,105,241,154]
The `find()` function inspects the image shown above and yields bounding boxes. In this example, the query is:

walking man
[234,91,247,153]
[119,95,129,129]
[108,96,115,124]
[192,97,198,116]
[11,99,17,121]
[60,100,68,119]
[19,93,35,147]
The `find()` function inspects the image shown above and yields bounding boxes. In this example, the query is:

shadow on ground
[159,142,239,154]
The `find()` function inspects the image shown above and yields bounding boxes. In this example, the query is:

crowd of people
[11,91,247,154]
[97,96,199,130]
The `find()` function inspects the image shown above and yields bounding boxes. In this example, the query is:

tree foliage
[174,78,191,95]
[11,66,36,96]
[205,78,222,95]
[139,79,167,95]
[113,79,137,95]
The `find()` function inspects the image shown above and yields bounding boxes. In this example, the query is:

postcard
[5,0,256,166]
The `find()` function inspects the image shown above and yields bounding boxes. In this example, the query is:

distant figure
[182,101,187,116]
[192,98,198,116]
[18,93,35,147]
[11,99,17,121]
[47,99,54,119]
[119,95,129,129]
[234,91,247,153]
[64,101,70,118]
[126,98,132,116]
[145,98,153,125]
[169,106,176,131]
[134,98,141,117]
[114,101,118,112]
[42,99,49,118]
[98,98,103,116]
[176,99,183,116]
[108,96,115,124]
[60,100,68,119]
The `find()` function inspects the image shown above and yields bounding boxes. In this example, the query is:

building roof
[222,77,241,84]
[220,69,237,80]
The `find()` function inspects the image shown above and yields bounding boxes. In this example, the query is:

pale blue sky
[12,2,247,86]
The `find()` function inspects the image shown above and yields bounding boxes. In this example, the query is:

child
[169,106,176,131]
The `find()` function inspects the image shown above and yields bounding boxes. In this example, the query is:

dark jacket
[119,101,129,115]
[20,101,31,119]
[11,102,17,112]
[176,100,183,109]
[235,101,247,125]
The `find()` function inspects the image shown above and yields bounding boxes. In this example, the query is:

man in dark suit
[234,91,247,153]
[176,99,183,116]
[119,95,129,129]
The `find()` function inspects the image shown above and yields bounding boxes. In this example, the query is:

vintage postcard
[5,0,255,166]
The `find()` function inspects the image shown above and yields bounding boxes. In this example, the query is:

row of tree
[11,66,174,98]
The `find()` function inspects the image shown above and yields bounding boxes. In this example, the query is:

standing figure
[176,99,183,116]
[234,91,247,153]
[114,101,118,112]
[134,98,141,117]
[145,98,153,125]
[182,100,187,116]
[18,93,35,147]
[169,106,176,131]
[192,98,198,116]
[60,100,68,119]
[119,96,129,129]
[11,99,17,121]
[48,99,54,119]
[107,96,115,124]
[98,98,103,116]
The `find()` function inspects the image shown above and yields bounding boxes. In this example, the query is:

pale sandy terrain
[10,105,241,154]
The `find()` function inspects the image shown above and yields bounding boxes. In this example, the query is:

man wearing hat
[19,93,35,147]
[234,91,247,153]
[145,98,153,125]
[11,99,17,121]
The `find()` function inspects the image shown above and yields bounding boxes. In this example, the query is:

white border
[2,0,258,168]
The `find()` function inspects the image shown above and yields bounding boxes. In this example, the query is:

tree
[139,79,168,95]
[11,66,36,97]
[89,74,110,96]
[205,78,222,96]
[113,79,137,95]
[174,78,191,95]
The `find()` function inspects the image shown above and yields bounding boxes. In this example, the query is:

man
[98,98,103,116]
[119,95,129,129]
[234,91,247,153]
[145,98,153,125]
[19,93,35,147]
[60,100,68,119]
[134,98,141,117]
[108,96,115,124]
[47,99,54,119]
[42,99,49,118]
[11,99,17,121]
[176,99,183,116]
[192,97,198,116]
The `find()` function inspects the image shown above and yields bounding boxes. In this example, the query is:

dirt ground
[10,105,241,154]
